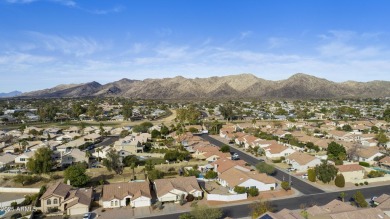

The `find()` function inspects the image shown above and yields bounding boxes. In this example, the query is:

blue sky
[1,0,390,92]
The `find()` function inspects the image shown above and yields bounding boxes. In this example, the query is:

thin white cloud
[26,31,105,57]
[267,37,288,49]
[87,5,125,15]
[6,0,76,6]
[240,31,253,39]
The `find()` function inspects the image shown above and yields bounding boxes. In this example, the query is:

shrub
[359,162,370,167]
[204,170,218,179]
[334,174,345,188]
[270,187,274,190]
[308,168,316,182]
[355,183,359,186]
[234,186,247,194]
[364,181,368,185]
[186,194,195,202]
[368,170,385,178]
[11,201,18,209]
[247,187,259,197]
[281,181,291,191]
[359,182,364,186]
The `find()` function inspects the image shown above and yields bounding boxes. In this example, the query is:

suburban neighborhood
[0,98,389,219]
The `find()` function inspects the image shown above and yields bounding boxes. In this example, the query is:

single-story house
[336,164,365,182]
[102,181,152,208]
[218,168,276,193]
[286,152,322,172]
[154,176,202,203]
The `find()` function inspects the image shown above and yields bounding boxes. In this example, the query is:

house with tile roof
[154,176,202,203]
[40,181,93,215]
[218,168,276,193]
[264,143,295,160]
[285,152,322,172]
[379,156,390,170]
[102,181,152,208]
[336,164,365,182]
[357,147,384,164]
[212,158,251,175]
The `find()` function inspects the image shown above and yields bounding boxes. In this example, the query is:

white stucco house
[336,164,365,182]
[286,152,322,172]
[264,143,296,160]
[154,176,202,202]
[218,168,276,193]
[102,181,152,208]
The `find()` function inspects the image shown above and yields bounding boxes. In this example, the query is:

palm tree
[20,140,29,152]
[85,151,92,168]
[130,163,136,181]
[339,192,347,202]
[96,147,103,161]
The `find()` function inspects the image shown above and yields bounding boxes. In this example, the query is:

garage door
[133,200,150,207]
[68,207,88,215]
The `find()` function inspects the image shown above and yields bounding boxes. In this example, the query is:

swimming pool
[0,210,6,217]
[372,167,390,174]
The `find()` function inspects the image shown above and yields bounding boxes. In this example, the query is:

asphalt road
[143,184,390,219]
[200,134,324,195]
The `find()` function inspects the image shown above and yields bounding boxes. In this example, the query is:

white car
[301,173,308,179]
[83,212,92,219]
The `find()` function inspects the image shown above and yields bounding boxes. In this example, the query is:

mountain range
[21,73,390,99]
[0,91,22,98]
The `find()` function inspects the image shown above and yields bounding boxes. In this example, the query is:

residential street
[141,184,390,219]
[200,134,324,194]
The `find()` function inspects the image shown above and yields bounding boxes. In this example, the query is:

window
[20,158,26,162]
[110,201,114,206]
[115,200,118,206]
[53,199,58,205]
[47,199,51,205]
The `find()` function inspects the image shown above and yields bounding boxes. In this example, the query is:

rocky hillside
[21,73,390,99]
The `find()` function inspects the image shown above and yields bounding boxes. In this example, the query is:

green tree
[342,124,352,132]
[204,170,218,179]
[122,103,133,120]
[306,169,315,182]
[281,181,291,191]
[220,145,230,153]
[250,200,273,219]
[151,129,161,139]
[383,108,390,122]
[119,130,129,138]
[376,131,389,145]
[255,162,276,175]
[314,161,338,184]
[145,160,155,172]
[327,141,346,163]
[353,191,368,207]
[160,125,170,136]
[189,205,222,219]
[247,187,259,197]
[102,150,123,175]
[148,169,164,181]
[339,192,347,202]
[334,174,345,188]
[63,163,90,187]
[234,186,247,194]
[26,147,54,174]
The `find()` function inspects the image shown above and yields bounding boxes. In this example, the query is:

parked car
[287,167,297,172]
[231,153,239,160]
[301,173,308,179]
[83,212,92,219]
